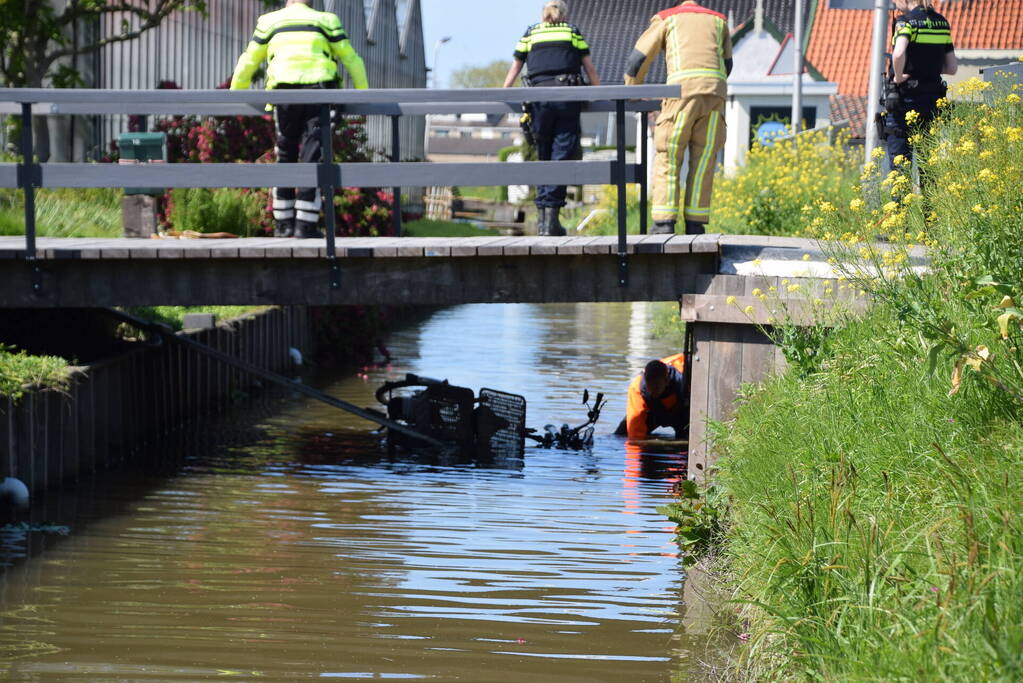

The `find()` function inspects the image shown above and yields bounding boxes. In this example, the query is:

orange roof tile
[807,0,1023,96]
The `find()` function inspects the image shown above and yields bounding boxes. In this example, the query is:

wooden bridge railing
[0,85,676,294]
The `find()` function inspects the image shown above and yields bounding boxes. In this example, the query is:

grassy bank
[706,79,1023,679]
[403,218,498,237]
[126,306,269,331]
[0,345,71,400]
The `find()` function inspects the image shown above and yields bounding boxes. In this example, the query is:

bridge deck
[0,234,838,308]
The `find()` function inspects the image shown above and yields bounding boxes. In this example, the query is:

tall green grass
[708,78,1023,680]
[0,188,122,238]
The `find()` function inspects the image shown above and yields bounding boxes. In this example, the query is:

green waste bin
[118,132,167,196]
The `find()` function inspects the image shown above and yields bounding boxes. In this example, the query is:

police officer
[503,0,601,236]
[886,0,958,167]
[625,1,732,235]
[231,0,368,238]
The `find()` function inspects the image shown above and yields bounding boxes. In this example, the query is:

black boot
[684,220,706,235]
[295,220,324,239]
[548,206,566,236]
[536,207,549,236]
[274,218,295,238]
[651,220,676,235]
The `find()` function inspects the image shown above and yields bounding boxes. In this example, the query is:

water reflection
[0,303,706,682]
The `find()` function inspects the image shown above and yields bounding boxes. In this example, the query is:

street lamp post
[430,37,452,89]
[425,37,452,160]
[792,0,804,138]
[865,0,892,164]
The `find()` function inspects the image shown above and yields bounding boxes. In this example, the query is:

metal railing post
[639,111,649,236]
[615,99,628,288]
[18,102,42,295]
[319,105,341,290]
[391,114,402,237]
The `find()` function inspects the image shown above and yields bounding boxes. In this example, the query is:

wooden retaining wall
[683,276,867,483]
[0,307,312,499]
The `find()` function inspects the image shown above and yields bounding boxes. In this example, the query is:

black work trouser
[885,86,942,167]
[273,82,332,226]
[531,99,582,208]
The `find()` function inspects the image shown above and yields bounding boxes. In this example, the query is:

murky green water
[0,303,715,682]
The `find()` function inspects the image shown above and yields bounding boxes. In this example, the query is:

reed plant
[709,77,1023,680]
[0,187,122,237]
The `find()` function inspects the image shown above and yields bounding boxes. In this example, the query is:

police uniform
[231,2,368,238]
[885,5,954,166]
[625,1,732,235]
[616,353,689,440]
[514,21,591,235]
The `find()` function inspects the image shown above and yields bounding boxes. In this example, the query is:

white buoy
[289,347,303,366]
[0,477,29,509]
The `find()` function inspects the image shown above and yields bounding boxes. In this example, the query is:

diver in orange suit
[615,353,689,440]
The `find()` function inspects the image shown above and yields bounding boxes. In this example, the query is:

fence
[0,85,674,289]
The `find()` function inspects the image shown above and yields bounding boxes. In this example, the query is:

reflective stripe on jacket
[230,3,368,91]
[892,6,954,84]
[624,1,732,99]
[625,353,687,440]
[513,22,590,81]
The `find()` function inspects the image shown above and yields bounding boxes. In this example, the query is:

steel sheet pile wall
[0,307,311,499]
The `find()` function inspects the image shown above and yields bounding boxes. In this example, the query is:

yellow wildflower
[744,305,755,315]
[1006,93,1021,104]
[802,253,811,261]
[752,288,763,297]
[978,168,996,183]
[871,146,886,160]
[904,110,920,125]
[787,284,800,293]
[892,154,908,167]
[849,198,864,212]
[726,295,737,305]
[936,97,949,108]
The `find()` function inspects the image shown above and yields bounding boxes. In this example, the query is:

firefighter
[615,353,689,440]
[503,0,601,236]
[230,0,369,239]
[885,0,957,167]
[625,1,732,235]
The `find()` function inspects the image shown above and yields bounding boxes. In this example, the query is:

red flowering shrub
[115,79,393,235]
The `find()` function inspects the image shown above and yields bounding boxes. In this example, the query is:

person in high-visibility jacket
[624,1,732,236]
[616,353,689,440]
[231,0,368,239]
[503,0,601,236]
[885,0,957,168]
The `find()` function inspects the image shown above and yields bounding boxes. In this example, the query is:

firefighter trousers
[652,95,726,225]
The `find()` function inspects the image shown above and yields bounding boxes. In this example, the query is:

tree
[0,0,274,159]
[450,60,512,89]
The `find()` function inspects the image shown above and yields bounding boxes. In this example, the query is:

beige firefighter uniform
[625,1,731,226]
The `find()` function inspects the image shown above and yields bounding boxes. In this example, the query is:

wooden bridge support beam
[0,252,719,308]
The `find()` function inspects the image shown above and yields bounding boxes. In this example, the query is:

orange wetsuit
[624,353,689,440]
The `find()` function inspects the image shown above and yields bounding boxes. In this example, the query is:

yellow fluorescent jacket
[230,3,368,90]
[624,2,732,99]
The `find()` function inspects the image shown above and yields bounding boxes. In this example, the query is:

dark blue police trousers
[531,100,582,208]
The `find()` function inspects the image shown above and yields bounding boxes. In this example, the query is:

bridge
[0,233,836,308]
[0,86,841,308]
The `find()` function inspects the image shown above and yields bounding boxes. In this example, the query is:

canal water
[0,303,718,682]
